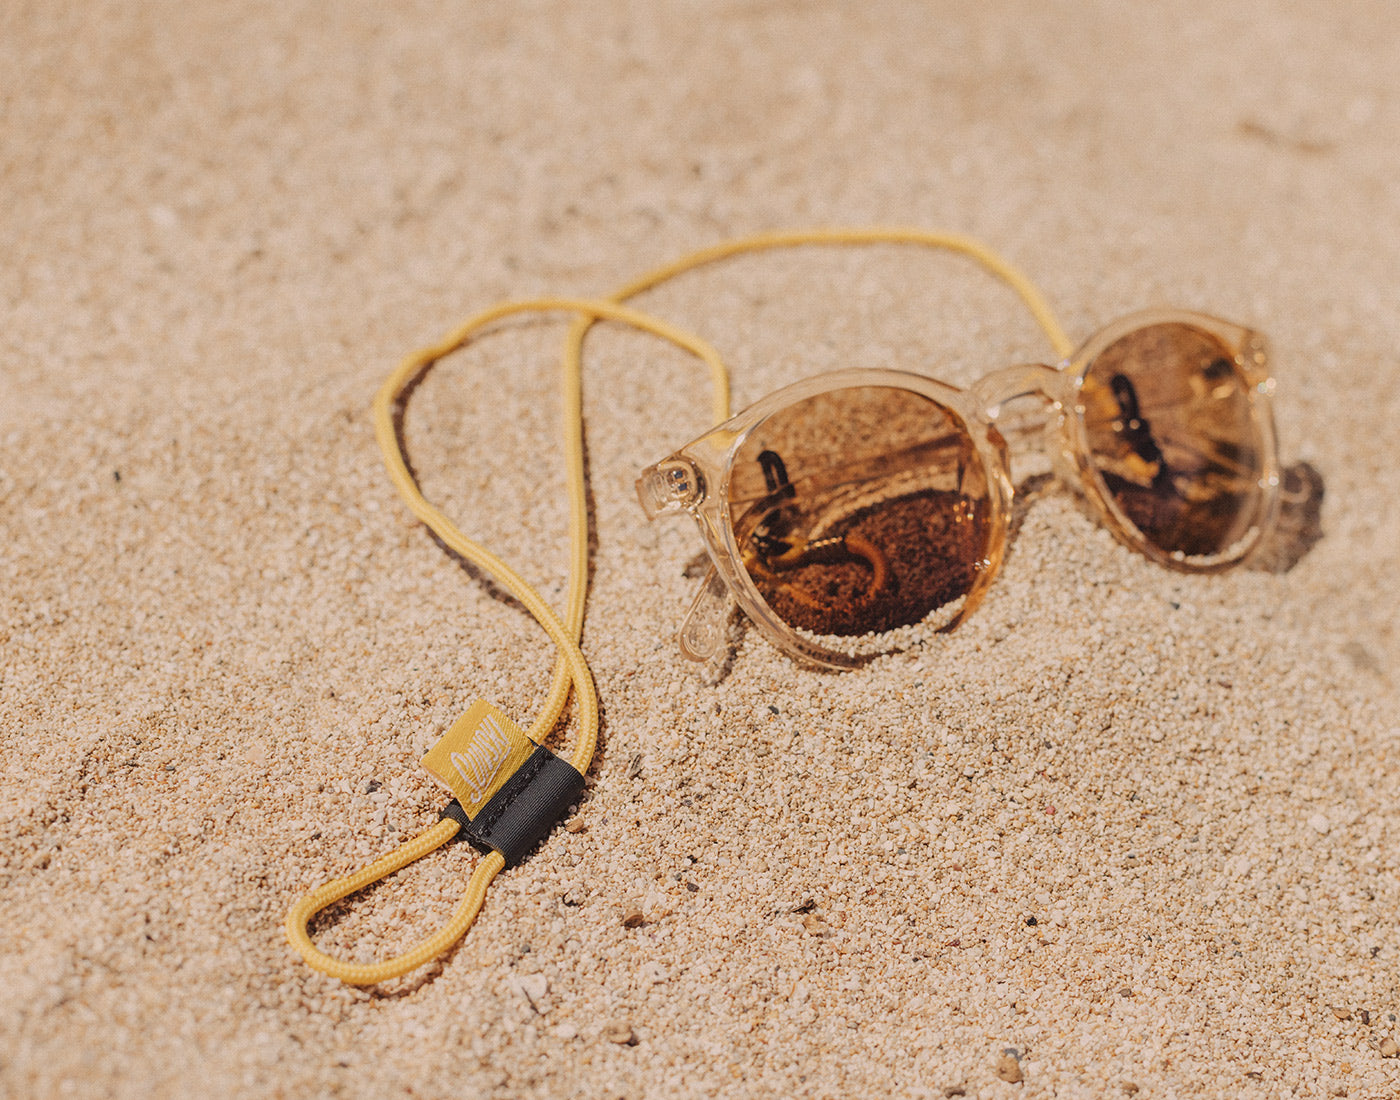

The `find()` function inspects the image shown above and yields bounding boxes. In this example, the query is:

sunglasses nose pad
[678,565,733,661]
[1047,419,1083,489]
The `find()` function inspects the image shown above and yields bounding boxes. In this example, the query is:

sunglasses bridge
[969,362,1075,460]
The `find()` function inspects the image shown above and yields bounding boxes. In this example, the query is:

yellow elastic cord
[285,821,501,986]
[285,297,732,984]
[528,227,1071,737]
[573,226,1074,364]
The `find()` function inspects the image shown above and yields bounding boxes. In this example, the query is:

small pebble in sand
[1379,1036,1399,1058]
[602,1021,635,1045]
[801,913,831,936]
[1330,1006,1352,1020]
[995,1050,1023,1083]
[564,817,587,833]
[622,907,645,928]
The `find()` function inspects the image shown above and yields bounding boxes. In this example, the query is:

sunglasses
[289,228,1284,984]
[638,309,1280,669]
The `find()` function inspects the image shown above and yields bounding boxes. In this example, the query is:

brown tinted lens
[727,386,990,639]
[1080,323,1263,559]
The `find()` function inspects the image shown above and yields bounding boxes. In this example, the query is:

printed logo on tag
[421,700,536,818]
[450,713,512,806]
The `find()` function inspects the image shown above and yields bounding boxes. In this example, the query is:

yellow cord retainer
[442,746,585,867]
[421,698,584,866]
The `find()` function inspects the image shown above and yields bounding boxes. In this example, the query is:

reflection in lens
[1080,323,1263,559]
[727,386,990,645]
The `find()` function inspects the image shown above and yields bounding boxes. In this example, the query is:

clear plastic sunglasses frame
[637,309,1280,670]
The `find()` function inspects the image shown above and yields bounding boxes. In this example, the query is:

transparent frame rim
[1062,309,1281,574]
[659,368,1015,668]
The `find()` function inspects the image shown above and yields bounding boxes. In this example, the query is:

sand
[2,2,1398,1097]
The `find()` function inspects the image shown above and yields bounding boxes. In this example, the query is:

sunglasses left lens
[1079,322,1267,562]
[726,385,991,655]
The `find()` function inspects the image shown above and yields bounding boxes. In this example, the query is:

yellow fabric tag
[421,700,537,819]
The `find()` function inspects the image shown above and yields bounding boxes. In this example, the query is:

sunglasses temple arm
[678,565,733,662]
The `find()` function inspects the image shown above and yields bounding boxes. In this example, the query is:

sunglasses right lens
[1080,322,1266,561]
[727,385,991,655]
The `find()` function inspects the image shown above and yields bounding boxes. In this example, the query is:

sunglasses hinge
[636,458,705,519]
